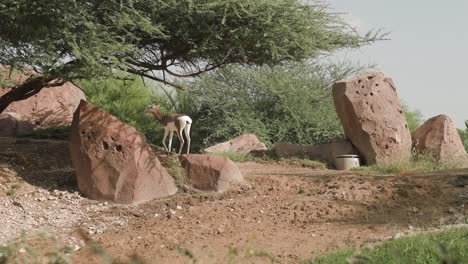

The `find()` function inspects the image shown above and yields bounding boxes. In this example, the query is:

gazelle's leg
[184,123,191,154]
[177,128,185,155]
[168,131,174,153]
[162,129,169,151]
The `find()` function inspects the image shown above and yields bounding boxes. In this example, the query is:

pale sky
[329,0,468,128]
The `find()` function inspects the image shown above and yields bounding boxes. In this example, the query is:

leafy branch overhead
[0,0,385,113]
[0,0,382,81]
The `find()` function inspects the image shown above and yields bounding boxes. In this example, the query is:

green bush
[402,103,424,133]
[458,121,468,152]
[77,76,173,145]
[177,62,366,151]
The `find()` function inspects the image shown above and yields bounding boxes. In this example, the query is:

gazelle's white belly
[165,116,192,132]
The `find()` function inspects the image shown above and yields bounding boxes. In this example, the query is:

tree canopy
[0,0,382,112]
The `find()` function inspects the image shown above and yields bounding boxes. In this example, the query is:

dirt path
[1,137,467,263]
[73,163,468,263]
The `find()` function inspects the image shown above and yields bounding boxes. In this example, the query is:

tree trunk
[0,76,53,114]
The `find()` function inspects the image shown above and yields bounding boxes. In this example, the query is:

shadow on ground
[0,137,77,192]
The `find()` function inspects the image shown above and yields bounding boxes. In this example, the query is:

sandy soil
[0,137,467,263]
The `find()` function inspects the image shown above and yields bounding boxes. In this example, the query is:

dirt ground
[0,137,467,263]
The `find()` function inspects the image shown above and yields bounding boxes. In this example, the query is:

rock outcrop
[273,139,358,168]
[413,115,468,162]
[179,154,247,192]
[333,72,412,165]
[0,66,85,136]
[203,134,267,154]
[70,100,177,204]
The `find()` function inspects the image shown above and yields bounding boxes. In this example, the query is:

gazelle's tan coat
[145,104,192,154]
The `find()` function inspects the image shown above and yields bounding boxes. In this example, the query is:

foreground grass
[0,233,73,264]
[308,227,468,264]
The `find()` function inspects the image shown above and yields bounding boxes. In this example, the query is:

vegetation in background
[177,61,368,151]
[309,227,468,264]
[78,76,171,144]
[403,103,425,132]
[458,121,468,152]
[0,0,383,113]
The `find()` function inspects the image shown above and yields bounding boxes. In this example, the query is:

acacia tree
[0,0,381,113]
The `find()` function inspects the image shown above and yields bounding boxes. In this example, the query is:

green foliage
[0,0,382,89]
[458,121,468,152]
[309,227,468,264]
[402,103,424,132]
[77,76,171,144]
[178,61,366,151]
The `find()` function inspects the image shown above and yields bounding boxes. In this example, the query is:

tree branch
[125,68,185,90]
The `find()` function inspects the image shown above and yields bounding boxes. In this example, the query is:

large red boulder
[0,66,85,136]
[333,72,412,165]
[203,134,267,154]
[70,100,177,204]
[179,154,247,192]
[413,115,468,162]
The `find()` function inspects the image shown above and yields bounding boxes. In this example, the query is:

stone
[70,100,177,204]
[203,134,267,154]
[179,154,247,192]
[332,72,412,165]
[0,66,85,135]
[272,139,358,168]
[413,115,468,162]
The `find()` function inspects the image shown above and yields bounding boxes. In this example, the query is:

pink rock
[333,72,412,165]
[203,134,267,154]
[70,100,177,204]
[413,115,468,162]
[1,66,85,135]
[179,154,247,192]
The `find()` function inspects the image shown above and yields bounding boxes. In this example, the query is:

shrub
[177,61,367,151]
[77,76,172,145]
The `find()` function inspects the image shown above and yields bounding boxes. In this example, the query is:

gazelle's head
[145,103,161,116]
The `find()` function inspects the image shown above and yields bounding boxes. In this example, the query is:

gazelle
[145,104,192,154]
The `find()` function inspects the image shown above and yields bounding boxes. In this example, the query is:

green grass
[277,157,327,169]
[6,183,21,196]
[308,227,468,264]
[206,151,328,169]
[352,157,467,176]
[0,233,73,264]
[206,151,257,162]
